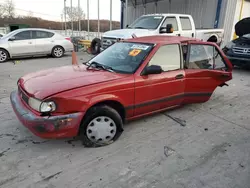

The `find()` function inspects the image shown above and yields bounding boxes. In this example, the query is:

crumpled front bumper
[10,90,85,139]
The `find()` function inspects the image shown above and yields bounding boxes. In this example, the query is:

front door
[134,43,185,116]
[8,30,36,57]
[160,17,181,37]
[183,41,233,104]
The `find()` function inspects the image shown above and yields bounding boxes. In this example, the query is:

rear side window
[188,44,227,70]
[32,31,54,39]
[148,44,181,71]
[162,17,178,31]
[14,31,31,40]
[180,17,192,30]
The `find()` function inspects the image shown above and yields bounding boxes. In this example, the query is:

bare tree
[3,0,15,18]
[63,6,85,23]
[0,5,5,18]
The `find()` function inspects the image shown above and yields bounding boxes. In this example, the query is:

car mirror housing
[8,36,16,41]
[142,65,163,75]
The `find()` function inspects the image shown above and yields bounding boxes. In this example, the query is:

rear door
[32,30,55,54]
[179,16,195,38]
[183,41,233,104]
[134,43,185,116]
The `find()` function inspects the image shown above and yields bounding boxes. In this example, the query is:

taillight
[65,37,71,42]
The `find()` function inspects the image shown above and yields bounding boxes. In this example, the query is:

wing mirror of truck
[166,24,174,33]
[159,24,174,34]
[142,65,163,75]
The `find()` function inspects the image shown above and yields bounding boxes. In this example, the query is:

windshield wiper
[86,61,114,72]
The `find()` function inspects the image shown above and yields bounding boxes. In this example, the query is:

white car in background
[0,28,73,63]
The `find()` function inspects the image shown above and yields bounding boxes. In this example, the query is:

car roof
[12,28,56,33]
[142,13,192,17]
[123,35,200,45]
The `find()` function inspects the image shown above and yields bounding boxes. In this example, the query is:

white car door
[32,30,54,54]
[8,30,36,56]
[159,16,181,37]
[178,16,195,38]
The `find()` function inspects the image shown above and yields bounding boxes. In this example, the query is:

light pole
[78,0,81,36]
[97,0,100,38]
[87,0,89,40]
[70,0,73,35]
[64,0,67,35]
[110,0,112,30]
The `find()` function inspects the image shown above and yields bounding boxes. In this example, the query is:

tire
[90,38,101,55]
[80,105,124,148]
[0,49,9,63]
[52,46,64,58]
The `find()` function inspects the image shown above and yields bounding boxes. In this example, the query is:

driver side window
[161,17,178,31]
[148,44,181,71]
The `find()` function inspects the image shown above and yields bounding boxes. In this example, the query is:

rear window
[88,42,154,74]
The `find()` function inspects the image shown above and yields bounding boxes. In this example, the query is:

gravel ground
[0,53,249,188]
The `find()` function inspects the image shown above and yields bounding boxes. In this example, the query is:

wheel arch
[207,35,219,43]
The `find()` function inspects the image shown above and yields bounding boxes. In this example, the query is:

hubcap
[54,47,63,57]
[0,51,7,62]
[86,116,117,144]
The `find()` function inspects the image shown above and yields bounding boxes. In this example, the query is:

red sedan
[10,36,233,147]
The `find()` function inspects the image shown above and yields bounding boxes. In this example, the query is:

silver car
[0,28,74,63]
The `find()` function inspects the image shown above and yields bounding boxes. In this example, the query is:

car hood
[19,65,128,99]
[102,28,156,39]
[235,17,250,37]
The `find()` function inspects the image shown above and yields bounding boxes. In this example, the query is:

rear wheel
[80,105,124,147]
[0,49,9,63]
[52,46,64,58]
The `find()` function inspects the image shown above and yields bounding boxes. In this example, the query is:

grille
[18,85,29,104]
[101,37,117,49]
[232,47,250,55]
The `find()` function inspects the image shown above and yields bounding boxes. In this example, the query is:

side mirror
[126,24,129,28]
[142,65,163,75]
[8,36,15,41]
[166,24,174,33]
[159,26,167,33]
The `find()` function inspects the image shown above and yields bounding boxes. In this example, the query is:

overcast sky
[11,0,121,21]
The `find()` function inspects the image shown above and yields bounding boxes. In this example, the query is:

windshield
[87,42,154,74]
[128,16,164,29]
[243,34,250,38]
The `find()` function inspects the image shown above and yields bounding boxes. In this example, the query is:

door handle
[28,42,32,44]
[192,33,194,37]
[177,34,181,36]
[175,74,184,79]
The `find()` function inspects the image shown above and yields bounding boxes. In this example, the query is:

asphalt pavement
[0,53,249,188]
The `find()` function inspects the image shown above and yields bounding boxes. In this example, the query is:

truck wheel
[80,105,124,147]
[90,38,101,55]
[52,46,64,58]
[0,49,9,63]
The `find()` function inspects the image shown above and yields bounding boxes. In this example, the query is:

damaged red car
[10,35,233,147]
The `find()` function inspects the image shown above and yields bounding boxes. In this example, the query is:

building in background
[120,0,250,46]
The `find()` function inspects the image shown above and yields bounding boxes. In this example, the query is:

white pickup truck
[99,13,224,51]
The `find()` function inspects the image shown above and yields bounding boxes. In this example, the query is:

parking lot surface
[0,53,249,188]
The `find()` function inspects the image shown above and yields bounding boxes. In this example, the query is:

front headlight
[28,97,56,113]
[28,97,41,112]
[40,101,56,113]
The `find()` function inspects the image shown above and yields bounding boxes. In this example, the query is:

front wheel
[52,46,64,58]
[0,49,9,63]
[80,105,124,147]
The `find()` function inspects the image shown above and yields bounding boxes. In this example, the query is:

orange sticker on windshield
[129,49,142,56]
